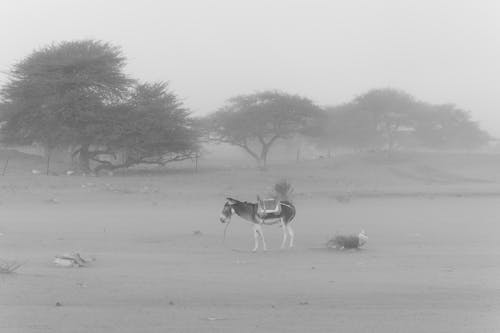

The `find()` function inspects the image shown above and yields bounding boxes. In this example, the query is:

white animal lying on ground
[327,230,368,249]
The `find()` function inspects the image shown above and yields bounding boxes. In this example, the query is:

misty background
[1,2,500,332]
[1,0,499,136]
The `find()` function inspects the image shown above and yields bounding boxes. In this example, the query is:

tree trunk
[194,153,199,172]
[387,131,394,152]
[46,150,51,175]
[2,157,9,176]
[43,145,54,175]
[94,163,117,175]
[78,144,92,173]
[93,157,136,175]
[260,145,270,170]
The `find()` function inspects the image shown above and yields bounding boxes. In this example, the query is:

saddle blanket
[260,198,281,214]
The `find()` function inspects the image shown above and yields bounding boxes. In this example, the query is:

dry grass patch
[0,259,24,274]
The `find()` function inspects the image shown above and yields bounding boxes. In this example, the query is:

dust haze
[0,1,499,333]
[1,0,500,135]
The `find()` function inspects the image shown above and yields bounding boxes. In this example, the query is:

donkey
[219,197,296,251]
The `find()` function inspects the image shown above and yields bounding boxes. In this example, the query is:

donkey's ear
[226,197,236,203]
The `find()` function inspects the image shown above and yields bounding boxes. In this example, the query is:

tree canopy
[317,88,490,152]
[206,91,322,167]
[412,103,490,149]
[0,40,133,171]
[352,89,418,149]
[0,40,200,174]
[90,82,200,173]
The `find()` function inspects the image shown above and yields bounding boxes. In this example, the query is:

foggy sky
[1,0,499,136]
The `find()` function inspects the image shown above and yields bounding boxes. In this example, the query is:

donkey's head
[220,198,236,223]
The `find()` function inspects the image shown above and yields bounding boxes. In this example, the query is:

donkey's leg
[255,224,267,251]
[287,224,295,248]
[252,224,259,252]
[280,219,288,249]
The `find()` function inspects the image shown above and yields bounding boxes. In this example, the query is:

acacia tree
[0,40,133,172]
[352,88,418,150]
[315,103,377,154]
[413,103,490,149]
[90,82,200,173]
[206,91,322,168]
[315,89,490,153]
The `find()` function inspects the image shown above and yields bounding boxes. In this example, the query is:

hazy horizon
[1,0,499,136]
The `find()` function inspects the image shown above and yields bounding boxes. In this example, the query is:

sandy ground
[1,154,500,332]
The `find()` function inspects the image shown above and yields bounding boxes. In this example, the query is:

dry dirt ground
[1,152,500,332]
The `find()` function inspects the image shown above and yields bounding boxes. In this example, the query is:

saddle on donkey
[260,197,282,214]
[257,196,282,220]
[257,180,293,220]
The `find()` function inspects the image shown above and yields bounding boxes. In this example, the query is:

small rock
[206,317,226,321]
[44,198,59,204]
[335,195,351,203]
[55,302,62,307]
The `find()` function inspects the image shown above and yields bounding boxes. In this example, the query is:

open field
[1,151,500,332]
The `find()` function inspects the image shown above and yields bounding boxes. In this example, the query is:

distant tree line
[203,89,490,167]
[0,40,492,173]
[315,89,490,154]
